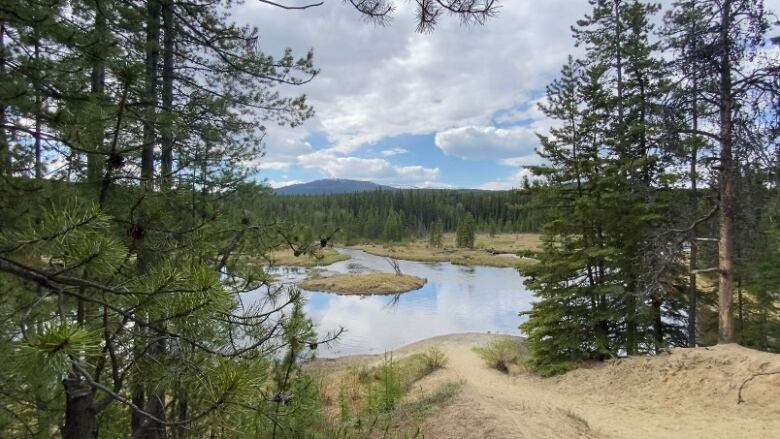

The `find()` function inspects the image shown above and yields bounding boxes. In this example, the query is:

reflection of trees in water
[347,262,367,273]
[384,293,403,310]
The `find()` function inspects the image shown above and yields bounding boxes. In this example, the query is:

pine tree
[661,0,776,344]
[521,58,620,375]
[429,219,444,248]
[456,212,476,248]
[383,209,403,242]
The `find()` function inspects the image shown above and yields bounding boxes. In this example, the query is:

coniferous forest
[260,189,541,243]
[1,0,779,437]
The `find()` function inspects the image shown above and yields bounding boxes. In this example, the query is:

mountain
[274,179,396,195]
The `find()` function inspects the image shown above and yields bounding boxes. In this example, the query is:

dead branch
[737,370,780,404]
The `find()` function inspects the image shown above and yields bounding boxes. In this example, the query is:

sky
[232,0,780,190]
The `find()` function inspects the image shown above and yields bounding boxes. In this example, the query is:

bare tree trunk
[88,0,107,185]
[143,335,168,439]
[34,36,42,179]
[611,0,639,355]
[717,0,736,344]
[0,22,10,176]
[133,2,165,437]
[688,149,699,347]
[130,326,145,435]
[62,377,97,439]
[160,0,175,190]
[688,19,700,346]
[141,0,160,186]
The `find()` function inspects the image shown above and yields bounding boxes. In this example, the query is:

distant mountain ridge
[274,179,396,195]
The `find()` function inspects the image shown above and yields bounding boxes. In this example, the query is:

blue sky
[233,0,780,190]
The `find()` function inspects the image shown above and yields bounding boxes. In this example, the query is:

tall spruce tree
[522,0,690,373]
[456,212,476,248]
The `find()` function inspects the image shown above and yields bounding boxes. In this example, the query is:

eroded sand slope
[387,334,780,439]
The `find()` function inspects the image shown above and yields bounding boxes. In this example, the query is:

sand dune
[344,333,780,439]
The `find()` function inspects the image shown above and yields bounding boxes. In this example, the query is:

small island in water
[298,272,427,295]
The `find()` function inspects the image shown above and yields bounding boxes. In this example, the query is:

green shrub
[422,347,448,373]
[474,338,524,373]
[367,354,403,413]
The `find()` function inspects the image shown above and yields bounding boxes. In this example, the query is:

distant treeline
[258,189,543,243]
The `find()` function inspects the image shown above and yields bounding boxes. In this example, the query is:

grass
[474,337,526,373]
[348,233,540,269]
[267,247,350,267]
[326,351,451,417]
[316,349,458,439]
[298,273,427,295]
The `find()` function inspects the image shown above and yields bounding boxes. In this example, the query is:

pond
[260,248,534,357]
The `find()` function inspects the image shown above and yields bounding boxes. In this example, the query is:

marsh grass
[298,273,426,295]
[350,233,541,269]
[267,247,350,267]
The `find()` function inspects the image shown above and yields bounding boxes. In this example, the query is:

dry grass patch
[299,273,426,295]
[267,247,350,267]
[348,233,540,269]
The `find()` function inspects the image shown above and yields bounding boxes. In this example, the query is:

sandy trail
[385,334,780,439]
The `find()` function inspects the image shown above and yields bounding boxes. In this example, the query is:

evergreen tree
[522,0,691,373]
[429,219,444,248]
[456,212,476,248]
[383,209,403,242]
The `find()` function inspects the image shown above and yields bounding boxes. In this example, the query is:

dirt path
[389,334,780,439]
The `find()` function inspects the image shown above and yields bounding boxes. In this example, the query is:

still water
[264,248,534,357]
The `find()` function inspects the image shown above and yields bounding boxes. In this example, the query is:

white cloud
[260,161,292,170]
[499,154,543,167]
[380,147,408,157]
[296,150,440,185]
[435,125,538,160]
[234,0,590,154]
[479,168,537,191]
[241,126,315,172]
[267,179,304,188]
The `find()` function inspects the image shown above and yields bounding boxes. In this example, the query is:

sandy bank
[312,333,780,439]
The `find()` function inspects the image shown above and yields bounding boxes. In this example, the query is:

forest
[259,189,542,243]
[0,0,779,437]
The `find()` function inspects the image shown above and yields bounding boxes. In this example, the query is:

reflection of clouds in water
[298,249,534,357]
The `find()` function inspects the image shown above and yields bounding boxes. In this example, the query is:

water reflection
[263,248,534,357]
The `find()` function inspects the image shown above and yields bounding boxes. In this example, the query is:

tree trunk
[88,0,107,185]
[688,41,700,348]
[142,334,168,439]
[141,0,161,186]
[717,0,736,344]
[62,377,97,439]
[34,37,42,179]
[0,22,10,176]
[652,297,663,353]
[132,5,162,434]
[160,0,175,190]
[625,291,637,355]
